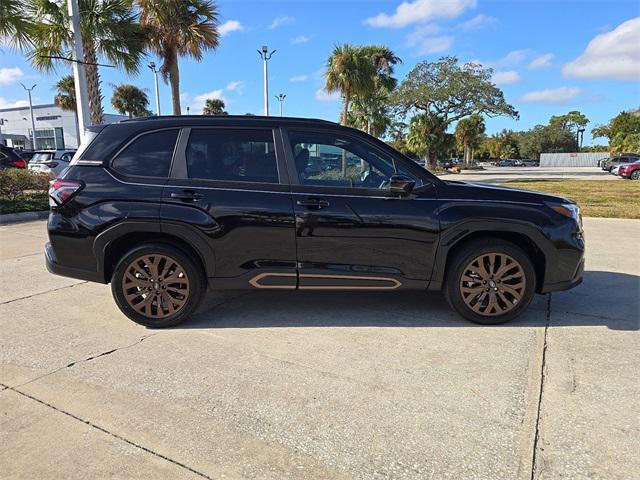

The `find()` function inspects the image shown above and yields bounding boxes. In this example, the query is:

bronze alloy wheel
[459,253,526,316]
[121,254,190,319]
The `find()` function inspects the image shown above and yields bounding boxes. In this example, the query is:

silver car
[28,150,76,176]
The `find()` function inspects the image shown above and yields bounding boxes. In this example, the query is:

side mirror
[389,174,416,195]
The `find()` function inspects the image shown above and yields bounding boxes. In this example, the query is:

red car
[618,159,640,180]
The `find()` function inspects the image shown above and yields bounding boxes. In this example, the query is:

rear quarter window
[111,129,179,177]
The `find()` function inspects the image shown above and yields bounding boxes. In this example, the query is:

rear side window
[112,129,179,177]
[185,128,278,184]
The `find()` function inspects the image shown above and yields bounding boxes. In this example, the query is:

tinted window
[288,130,423,190]
[186,129,278,183]
[112,129,179,177]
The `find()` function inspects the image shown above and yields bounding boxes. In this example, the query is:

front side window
[111,129,179,177]
[288,130,423,190]
[185,128,278,183]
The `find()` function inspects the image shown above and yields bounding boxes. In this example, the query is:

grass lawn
[0,194,49,215]
[506,180,640,219]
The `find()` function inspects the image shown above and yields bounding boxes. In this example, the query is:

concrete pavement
[451,166,621,184]
[1,218,638,479]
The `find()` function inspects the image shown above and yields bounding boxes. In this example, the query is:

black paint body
[46,116,585,295]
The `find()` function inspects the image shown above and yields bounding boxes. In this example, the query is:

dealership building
[0,103,126,150]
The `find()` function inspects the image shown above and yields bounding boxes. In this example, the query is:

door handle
[170,190,203,202]
[297,197,330,209]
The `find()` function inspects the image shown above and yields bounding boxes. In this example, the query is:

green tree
[348,88,392,137]
[202,98,227,115]
[454,114,485,167]
[392,56,518,169]
[28,0,146,125]
[593,109,640,153]
[139,0,220,115]
[53,75,76,112]
[0,0,34,49]
[407,114,452,164]
[110,83,150,118]
[549,111,589,135]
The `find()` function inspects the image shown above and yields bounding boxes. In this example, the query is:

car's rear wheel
[444,239,536,324]
[111,243,204,328]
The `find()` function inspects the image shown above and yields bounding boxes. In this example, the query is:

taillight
[49,180,83,206]
[13,159,26,168]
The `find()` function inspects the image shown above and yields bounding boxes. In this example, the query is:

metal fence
[539,152,609,167]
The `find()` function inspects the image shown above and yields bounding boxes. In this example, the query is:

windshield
[30,153,54,163]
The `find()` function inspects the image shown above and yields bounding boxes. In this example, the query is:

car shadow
[177,270,638,331]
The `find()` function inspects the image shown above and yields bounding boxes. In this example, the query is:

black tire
[631,170,640,180]
[443,238,536,325]
[111,242,204,328]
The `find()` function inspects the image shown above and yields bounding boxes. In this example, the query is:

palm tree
[139,0,220,115]
[0,0,34,49]
[455,114,485,167]
[28,0,146,125]
[202,98,227,115]
[54,75,76,112]
[348,88,391,138]
[110,83,150,118]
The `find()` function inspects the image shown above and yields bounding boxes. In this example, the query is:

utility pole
[67,0,90,140]
[258,46,276,116]
[148,62,161,116]
[275,93,286,117]
[576,127,585,152]
[20,83,37,149]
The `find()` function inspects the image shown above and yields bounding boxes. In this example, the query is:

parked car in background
[28,150,76,176]
[601,154,640,172]
[521,160,540,167]
[618,159,640,179]
[16,150,36,161]
[0,145,27,169]
[611,165,623,176]
[45,116,584,328]
[496,159,524,167]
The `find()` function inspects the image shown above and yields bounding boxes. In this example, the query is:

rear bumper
[45,242,104,283]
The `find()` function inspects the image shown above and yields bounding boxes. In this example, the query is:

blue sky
[1,0,639,144]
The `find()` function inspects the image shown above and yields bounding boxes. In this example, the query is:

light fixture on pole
[257,46,276,116]
[148,62,161,116]
[20,83,37,149]
[274,93,286,117]
[67,0,90,140]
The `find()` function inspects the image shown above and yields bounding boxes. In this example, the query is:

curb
[0,210,49,225]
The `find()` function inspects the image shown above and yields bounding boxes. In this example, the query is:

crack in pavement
[7,334,157,391]
[0,281,88,305]
[0,382,213,480]
[530,293,551,480]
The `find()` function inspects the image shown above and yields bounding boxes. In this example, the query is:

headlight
[547,202,582,226]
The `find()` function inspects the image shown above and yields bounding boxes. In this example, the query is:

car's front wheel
[111,243,204,328]
[631,170,640,180]
[444,239,536,324]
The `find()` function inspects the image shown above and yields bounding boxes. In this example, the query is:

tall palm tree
[0,0,34,49]
[53,75,77,112]
[454,114,485,167]
[110,83,150,118]
[28,0,146,125]
[202,98,227,115]
[139,0,220,115]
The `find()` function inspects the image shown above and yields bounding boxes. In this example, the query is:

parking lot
[1,217,638,479]
[453,166,620,184]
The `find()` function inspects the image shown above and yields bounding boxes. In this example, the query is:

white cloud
[0,67,25,86]
[492,70,520,84]
[315,88,340,102]
[0,97,29,109]
[291,35,310,45]
[269,16,295,29]
[562,17,640,81]
[226,81,244,93]
[474,49,529,69]
[527,53,554,69]
[185,89,227,112]
[406,25,452,55]
[219,20,243,36]
[289,74,309,82]
[365,0,476,28]
[459,14,496,30]
[519,87,582,105]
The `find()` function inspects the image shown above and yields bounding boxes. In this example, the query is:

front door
[162,126,297,289]
[284,128,440,290]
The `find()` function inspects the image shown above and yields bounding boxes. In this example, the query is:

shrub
[0,169,50,200]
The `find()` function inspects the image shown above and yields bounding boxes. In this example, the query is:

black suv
[46,116,584,327]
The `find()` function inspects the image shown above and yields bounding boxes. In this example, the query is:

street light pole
[258,46,276,116]
[275,93,286,117]
[20,83,37,149]
[67,0,90,140]
[148,62,161,116]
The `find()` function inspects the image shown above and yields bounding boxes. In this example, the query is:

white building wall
[539,152,610,167]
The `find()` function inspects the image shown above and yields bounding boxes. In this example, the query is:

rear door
[162,127,297,289]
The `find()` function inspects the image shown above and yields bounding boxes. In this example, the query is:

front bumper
[540,257,584,293]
